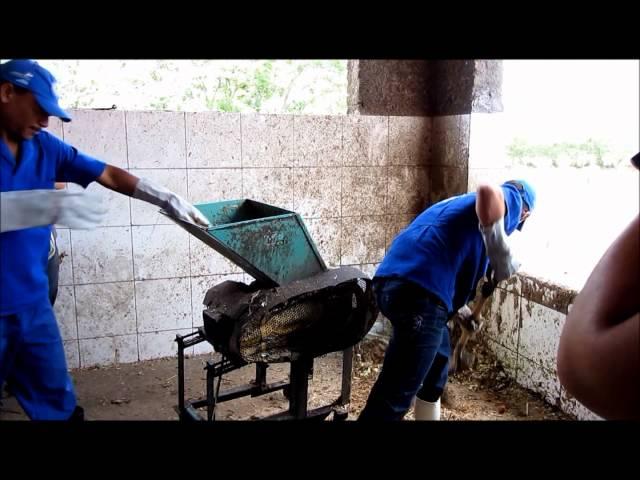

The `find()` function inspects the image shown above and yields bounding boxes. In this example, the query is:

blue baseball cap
[503,179,536,231]
[515,178,536,212]
[0,59,71,122]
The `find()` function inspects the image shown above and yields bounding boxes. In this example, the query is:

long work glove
[132,178,210,228]
[1,189,107,233]
[479,217,520,283]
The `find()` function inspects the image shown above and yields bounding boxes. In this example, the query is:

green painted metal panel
[163,199,327,286]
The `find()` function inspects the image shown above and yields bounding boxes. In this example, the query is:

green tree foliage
[34,60,348,115]
[506,137,624,169]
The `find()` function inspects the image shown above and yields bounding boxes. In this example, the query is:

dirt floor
[350,337,571,421]
[0,337,572,421]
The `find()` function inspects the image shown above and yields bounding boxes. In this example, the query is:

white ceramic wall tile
[293,115,343,167]
[187,168,242,204]
[303,218,341,268]
[63,110,128,168]
[241,114,294,168]
[135,278,192,333]
[63,340,80,370]
[519,299,565,373]
[517,356,561,408]
[53,286,77,341]
[341,166,386,216]
[54,228,73,286]
[129,169,188,225]
[242,168,293,210]
[79,334,139,367]
[132,225,190,280]
[189,236,242,277]
[485,338,518,377]
[71,227,133,284]
[126,111,186,169]
[186,112,241,168]
[343,116,388,166]
[341,216,386,265]
[293,168,341,218]
[484,291,520,353]
[386,166,429,214]
[431,114,470,167]
[75,282,136,338]
[138,329,191,361]
[429,166,468,206]
[389,116,431,166]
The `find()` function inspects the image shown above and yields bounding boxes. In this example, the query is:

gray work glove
[479,217,520,283]
[132,177,210,228]
[1,189,107,233]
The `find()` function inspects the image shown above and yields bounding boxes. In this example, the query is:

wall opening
[470,60,639,290]
[31,60,349,115]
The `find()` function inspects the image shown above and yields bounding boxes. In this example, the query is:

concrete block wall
[46,109,469,369]
[479,274,602,420]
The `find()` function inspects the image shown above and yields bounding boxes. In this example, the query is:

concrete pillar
[348,60,502,204]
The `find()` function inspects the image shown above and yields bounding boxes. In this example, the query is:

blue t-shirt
[1,131,107,315]
[375,185,524,314]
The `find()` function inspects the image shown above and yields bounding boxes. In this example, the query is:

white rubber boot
[414,396,441,420]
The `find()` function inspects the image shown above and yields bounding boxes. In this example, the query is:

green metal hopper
[163,199,327,287]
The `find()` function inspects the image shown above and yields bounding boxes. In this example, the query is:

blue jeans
[359,277,450,421]
[0,301,77,420]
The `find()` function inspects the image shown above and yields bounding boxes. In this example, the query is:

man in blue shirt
[0,59,211,420]
[358,178,536,421]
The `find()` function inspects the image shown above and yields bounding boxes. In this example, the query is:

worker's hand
[1,189,107,233]
[479,217,520,283]
[163,193,210,228]
[452,305,480,332]
[480,265,498,298]
[133,178,210,228]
